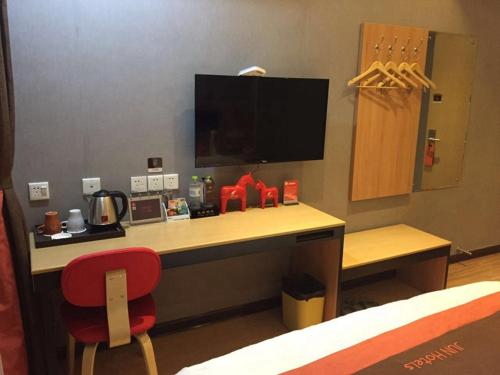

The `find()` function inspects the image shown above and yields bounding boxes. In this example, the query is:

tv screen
[195,74,329,168]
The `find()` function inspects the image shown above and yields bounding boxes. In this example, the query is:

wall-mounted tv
[195,74,329,168]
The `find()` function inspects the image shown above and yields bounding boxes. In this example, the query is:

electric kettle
[88,190,128,227]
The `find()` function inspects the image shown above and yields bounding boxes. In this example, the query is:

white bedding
[178,281,500,375]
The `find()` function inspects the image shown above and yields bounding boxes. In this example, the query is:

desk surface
[31,203,344,275]
[342,224,451,270]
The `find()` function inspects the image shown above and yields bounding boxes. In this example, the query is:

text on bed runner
[403,342,464,370]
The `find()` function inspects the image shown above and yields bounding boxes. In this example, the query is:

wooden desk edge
[342,242,451,270]
[344,224,451,240]
[31,221,346,275]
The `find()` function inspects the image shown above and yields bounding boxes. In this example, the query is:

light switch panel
[28,182,50,201]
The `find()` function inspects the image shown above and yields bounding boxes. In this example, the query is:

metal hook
[413,38,424,55]
[388,36,398,56]
[401,38,411,55]
[374,35,384,54]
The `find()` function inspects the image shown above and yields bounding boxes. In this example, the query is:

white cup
[61,209,86,234]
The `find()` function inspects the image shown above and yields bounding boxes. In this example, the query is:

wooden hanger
[398,62,430,88]
[410,62,437,89]
[362,73,382,86]
[348,61,407,88]
[348,61,383,86]
[378,61,418,89]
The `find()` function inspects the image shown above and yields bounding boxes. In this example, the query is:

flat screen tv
[195,74,329,168]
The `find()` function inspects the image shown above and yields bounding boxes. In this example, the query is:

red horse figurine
[255,180,279,208]
[220,172,255,214]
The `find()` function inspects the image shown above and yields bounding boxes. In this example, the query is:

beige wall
[298,0,500,249]
[10,0,500,321]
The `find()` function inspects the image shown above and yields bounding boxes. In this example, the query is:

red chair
[61,247,161,375]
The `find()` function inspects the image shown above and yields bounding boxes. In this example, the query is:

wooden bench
[342,224,451,292]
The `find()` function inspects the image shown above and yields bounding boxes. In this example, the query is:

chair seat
[61,294,156,344]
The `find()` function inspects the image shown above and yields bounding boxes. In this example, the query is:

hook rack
[347,25,435,91]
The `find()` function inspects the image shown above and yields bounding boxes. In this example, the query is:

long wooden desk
[30,203,345,375]
[342,224,451,291]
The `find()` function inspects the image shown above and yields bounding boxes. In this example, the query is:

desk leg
[35,290,64,375]
[397,253,449,292]
[291,238,341,321]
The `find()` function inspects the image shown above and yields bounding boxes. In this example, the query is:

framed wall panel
[351,23,429,201]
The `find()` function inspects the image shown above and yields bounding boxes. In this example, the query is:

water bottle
[189,176,202,209]
[202,176,216,208]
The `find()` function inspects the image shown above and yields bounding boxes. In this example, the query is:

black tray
[33,222,125,249]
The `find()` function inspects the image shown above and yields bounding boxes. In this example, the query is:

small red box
[283,180,299,205]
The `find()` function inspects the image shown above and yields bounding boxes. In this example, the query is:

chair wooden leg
[67,334,75,375]
[81,343,98,375]
[134,332,158,375]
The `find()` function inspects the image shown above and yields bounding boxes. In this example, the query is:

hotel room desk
[31,203,345,374]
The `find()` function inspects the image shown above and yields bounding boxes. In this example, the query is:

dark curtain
[0,1,47,374]
[0,191,28,374]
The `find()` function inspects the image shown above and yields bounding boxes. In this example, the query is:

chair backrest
[61,247,161,307]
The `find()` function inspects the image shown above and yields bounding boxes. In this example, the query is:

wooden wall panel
[351,23,429,201]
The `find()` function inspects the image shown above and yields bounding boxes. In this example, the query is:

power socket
[147,175,163,192]
[28,182,50,201]
[163,173,179,190]
[82,177,101,196]
[130,176,148,194]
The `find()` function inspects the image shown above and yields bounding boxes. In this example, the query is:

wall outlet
[28,182,50,201]
[163,173,179,190]
[131,176,148,194]
[147,175,163,192]
[82,177,101,196]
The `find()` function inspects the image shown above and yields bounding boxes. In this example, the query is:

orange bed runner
[283,291,500,375]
